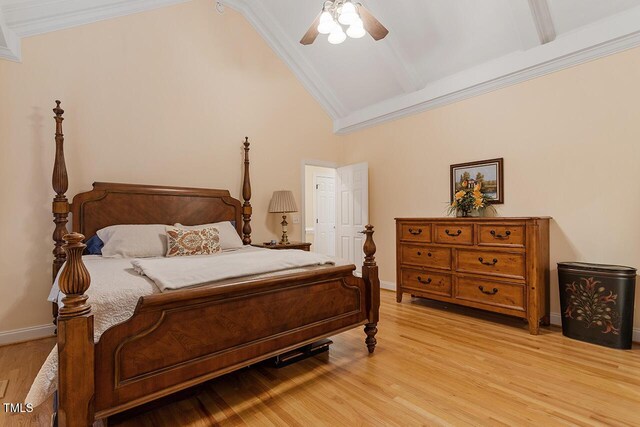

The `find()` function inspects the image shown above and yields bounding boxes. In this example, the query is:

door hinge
[315,184,319,189]
[316,219,319,223]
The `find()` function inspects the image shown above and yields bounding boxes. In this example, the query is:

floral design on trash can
[564,277,620,334]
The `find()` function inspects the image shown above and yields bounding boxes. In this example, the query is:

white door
[314,175,336,256]
[336,162,369,272]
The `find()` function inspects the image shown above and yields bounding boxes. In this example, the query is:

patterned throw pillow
[165,226,222,257]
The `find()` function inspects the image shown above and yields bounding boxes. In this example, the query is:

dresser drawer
[455,277,525,311]
[400,245,451,270]
[401,268,452,297]
[434,224,474,245]
[399,223,432,243]
[478,225,525,247]
[456,249,525,280]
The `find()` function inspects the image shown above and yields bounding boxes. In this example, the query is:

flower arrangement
[447,180,495,217]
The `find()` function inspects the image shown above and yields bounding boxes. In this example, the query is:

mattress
[27,246,347,407]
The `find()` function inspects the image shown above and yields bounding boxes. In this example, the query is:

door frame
[300,160,338,244]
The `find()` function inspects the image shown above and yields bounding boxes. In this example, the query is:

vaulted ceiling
[2,0,640,133]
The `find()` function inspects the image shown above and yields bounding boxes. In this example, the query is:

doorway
[304,165,336,256]
[302,162,369,272]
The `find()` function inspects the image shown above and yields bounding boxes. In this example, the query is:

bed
[45,101,380,426]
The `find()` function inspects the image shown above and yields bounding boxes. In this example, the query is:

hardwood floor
[2,290,639,426]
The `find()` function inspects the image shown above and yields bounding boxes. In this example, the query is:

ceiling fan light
[328,27,347,44]
[346,23,366,39]
[338,1,359,25]
[338,12,359,26]
[317,11,334,34]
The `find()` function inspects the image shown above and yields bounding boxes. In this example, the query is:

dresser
[395,217,550,334]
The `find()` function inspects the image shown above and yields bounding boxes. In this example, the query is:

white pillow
[174,221,244,250]
[97,224,168,258]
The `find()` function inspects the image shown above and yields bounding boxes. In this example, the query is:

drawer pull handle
[416,276,432,285]
[478,257,498,266]
[490,230,511,239]
[416,251,432,257]
[445,229,462,237]
[408,228,422,235]
[478,286,499,295]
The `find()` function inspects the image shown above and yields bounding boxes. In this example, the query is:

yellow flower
[474,182,482,191]
[451,200,457,207]
[474,198,484,208]
[473,190,482,199]
[455,190,465,200]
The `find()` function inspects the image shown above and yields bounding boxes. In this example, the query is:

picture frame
[450,158,504,204]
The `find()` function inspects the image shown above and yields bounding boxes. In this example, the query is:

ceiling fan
[300,0,389,46]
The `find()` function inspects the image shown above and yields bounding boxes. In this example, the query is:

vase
[456,209,470,217]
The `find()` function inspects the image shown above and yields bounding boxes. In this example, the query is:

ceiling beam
[528,0,556,44]
[334,5,640,133]
[364,0,424,93]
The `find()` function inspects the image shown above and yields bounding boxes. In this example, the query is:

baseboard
[384,280,640,343]
[381,280,395,291]
[0,324,55,346]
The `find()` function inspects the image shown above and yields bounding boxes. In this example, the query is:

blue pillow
[85,235,104,255]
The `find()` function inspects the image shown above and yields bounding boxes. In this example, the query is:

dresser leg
[528,318,540,335]
[364,322,378,353]
[396,291,403,303]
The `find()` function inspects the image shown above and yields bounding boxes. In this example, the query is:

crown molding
[1,0,191,38]
[1,0,639,134]
[0,9,20,61]
[223,0,346,120]
[333,6,640,134]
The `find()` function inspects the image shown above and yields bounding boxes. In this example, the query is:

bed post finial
[361,224,379,354]
[52,100,70,283]
[242,137,252,244]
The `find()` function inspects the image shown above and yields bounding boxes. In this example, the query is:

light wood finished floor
[2,290,639,426]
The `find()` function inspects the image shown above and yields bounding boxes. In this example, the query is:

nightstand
[253,241,312,251]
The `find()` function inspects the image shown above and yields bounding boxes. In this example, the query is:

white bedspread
[26,247,341,408]
[131,247,334,291]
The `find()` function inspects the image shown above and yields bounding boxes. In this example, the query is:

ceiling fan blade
[300,12,322,45]
[358,4,389,41]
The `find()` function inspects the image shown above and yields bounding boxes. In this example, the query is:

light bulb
[317,11,334,34]
[338,1,359,25]
[347,22,366,39]
[328,26,347,44]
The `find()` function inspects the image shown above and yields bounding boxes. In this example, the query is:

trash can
[558,262,636,349]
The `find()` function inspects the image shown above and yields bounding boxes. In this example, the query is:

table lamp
[268,190,298,244]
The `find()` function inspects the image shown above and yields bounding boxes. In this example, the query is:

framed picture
[450,158,504,204]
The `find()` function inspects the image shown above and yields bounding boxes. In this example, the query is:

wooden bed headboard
[51,100,253,280]
[70,182,243,240]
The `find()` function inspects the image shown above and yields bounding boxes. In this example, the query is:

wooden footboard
[56,228,379,426]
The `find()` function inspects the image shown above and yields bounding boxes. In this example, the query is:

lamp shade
[268,190,298,213]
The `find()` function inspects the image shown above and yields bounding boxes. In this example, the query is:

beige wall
[2,0,639,337]
[342,46,640,328]
[0,0,341,333]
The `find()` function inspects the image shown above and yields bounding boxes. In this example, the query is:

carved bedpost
[362,224,380,354]
[52,100,70,322]
[242,137,252,244]
[57,232,95,427]
[52,100,70,279]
